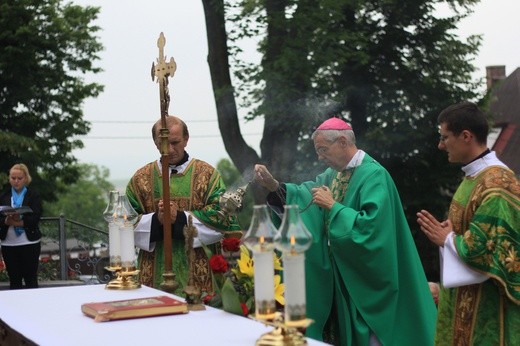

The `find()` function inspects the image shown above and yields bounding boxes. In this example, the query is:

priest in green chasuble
[417,101,520,345]
[254,117,437,346]
[126,115,241,296]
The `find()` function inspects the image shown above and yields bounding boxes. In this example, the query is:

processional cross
[151,32,178,293]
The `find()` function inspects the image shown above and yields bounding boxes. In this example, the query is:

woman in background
[0,163,43,289]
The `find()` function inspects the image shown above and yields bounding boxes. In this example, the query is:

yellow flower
[273,252,283,271]
[274,274,285,305]
[236,245,254,278]
[233,245,285,308]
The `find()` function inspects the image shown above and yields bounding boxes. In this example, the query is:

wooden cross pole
[151,32,178,293]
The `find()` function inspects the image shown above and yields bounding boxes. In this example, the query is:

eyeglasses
[315,138,339,155]
[439,132,461,142]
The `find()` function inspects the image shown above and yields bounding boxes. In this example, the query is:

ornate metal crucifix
[151,32,178,293]
[152,32,177,117]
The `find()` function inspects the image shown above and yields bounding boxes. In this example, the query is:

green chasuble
[284,153,437,346]
[436,166,520,345]
[126,159,241,295]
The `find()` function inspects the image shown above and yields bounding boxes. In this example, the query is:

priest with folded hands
[126,115,241,296]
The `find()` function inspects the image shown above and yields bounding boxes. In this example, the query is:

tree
[0,0,103,202]
[202,0,260,171]
[202,0,483,279]
[217,158,242,187]
[44,163,115,230]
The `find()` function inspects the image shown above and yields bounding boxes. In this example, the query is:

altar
[0,284,330,346]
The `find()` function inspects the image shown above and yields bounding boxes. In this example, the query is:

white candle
[120,225,135,268]
[108,223,121,266]
[253,250,276,319]
[283,252,307,325]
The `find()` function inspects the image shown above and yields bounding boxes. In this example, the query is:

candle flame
[290,235,296,246]
[260,236,265,244]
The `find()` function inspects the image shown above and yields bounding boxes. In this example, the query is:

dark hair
[437,101,489,144]
[151,116,189,143]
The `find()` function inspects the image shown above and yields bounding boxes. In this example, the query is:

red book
[81,295,188,322]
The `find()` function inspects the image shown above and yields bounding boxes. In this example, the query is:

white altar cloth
[0,284,329,346]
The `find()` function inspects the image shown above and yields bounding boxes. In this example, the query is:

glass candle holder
[120,224,135,269]
[243,204,278,320]
[103,190,121,267]
[113,194,138,269]
[274,205,313,326]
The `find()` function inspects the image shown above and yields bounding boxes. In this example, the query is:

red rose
[222,237,241,252]
[209,255,228,273]
[203,293,216,304]
[240,303,249,316]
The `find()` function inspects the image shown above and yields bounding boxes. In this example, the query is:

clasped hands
[416,210,452,246]
[3,213,22,227]
[157,199,178,225]
[253,164,336,210]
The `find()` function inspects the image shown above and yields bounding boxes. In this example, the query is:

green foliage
[43,163,115,230]
[0,271,7,282]
[0,0,103,202]
[221,277,245,315]
[217,158,242,185]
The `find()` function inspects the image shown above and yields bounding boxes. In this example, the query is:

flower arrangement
[0,259,7,282]
[38,256,60,281]
[203,237,284,316]
[222,237,241,254]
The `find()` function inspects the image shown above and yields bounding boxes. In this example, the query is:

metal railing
[38,215,111,284]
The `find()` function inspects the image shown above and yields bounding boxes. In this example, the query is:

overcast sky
[71,0,520,181]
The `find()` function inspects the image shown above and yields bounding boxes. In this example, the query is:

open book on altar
[81,295,188,322]
[0,206,33,216]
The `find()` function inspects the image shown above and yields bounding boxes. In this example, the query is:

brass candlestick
[252,312,313,346]
[182,215,205,310]
[105,266,141,290]
[159,271,179,294]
